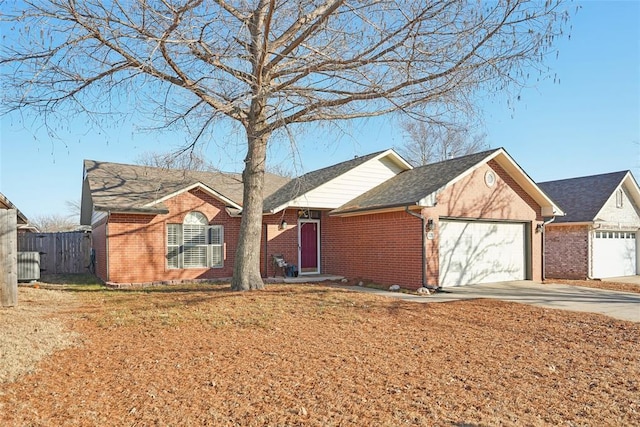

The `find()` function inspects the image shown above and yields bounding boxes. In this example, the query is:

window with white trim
[167,212,224,269]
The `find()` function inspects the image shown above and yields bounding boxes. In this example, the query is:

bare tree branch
[1,0,572,290]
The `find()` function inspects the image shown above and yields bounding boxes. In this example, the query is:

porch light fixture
[280,219,288,230]
[426,218,436,231]
[536,223,544,233]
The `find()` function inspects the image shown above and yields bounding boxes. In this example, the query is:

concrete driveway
[341,281,640,322]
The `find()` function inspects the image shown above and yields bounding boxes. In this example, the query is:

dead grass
[546,278,640,294]
[0,288,81,384]
[1,283,639,426]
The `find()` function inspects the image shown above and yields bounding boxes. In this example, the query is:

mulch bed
[1,284,638,426]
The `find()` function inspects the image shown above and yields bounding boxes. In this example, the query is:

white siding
[91,211,108,226]
[596,184,640,228]
[290,156,405,208]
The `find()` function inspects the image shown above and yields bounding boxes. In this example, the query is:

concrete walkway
[338,281,640,322]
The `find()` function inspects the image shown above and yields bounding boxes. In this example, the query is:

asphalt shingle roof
[332,148,501,215]
[538,171,628,223]
[263,150,387,212]
[84,160,290,213]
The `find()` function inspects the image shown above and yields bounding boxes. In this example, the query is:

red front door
[300,221,318,272]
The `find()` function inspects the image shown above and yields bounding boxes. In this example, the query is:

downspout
[539,216,555,281]
[105,210,110,283]
[405,207,438,291]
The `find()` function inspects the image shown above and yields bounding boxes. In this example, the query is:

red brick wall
[544,224,590,279]
[92,220,108,282]
[104,188,241,284]
[421,161,544,284]
[322,161,544,289]
[262,210,300,277]
[323,211,424,288]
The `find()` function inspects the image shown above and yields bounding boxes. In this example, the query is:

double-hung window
[167,212,224,269]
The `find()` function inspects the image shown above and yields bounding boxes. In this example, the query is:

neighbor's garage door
[592,231,637,278]
[439,220,527,287]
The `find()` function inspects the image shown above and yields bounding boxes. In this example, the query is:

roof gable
[539,171,640,224]
[263,149,412,213]
[81,160,289,224]
[331,148,562,217]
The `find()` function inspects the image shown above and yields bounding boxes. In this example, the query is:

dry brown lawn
[545,278,640,294]
[1,283,639,426]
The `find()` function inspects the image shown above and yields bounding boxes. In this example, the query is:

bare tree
[135,149,218,171]
[398,119,489,166]
[1,1,571,290]
[31,213,78,233]
[65,199,82,223]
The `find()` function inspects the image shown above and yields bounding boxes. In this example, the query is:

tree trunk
[231,130,269,291]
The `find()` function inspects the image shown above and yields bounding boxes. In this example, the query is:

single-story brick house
[80,148,562,288]
[539,171,640,279]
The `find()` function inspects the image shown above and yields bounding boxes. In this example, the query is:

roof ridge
[539,170,629,185]
[84,158,245,179]
[294,149,389,178]
[410,147,501,170]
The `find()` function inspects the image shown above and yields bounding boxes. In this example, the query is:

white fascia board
[622,171,640,206]
[379,148,414,171]
[267,202,291,215]
[144,182,242,210]
[592,171,640,222]
[91,210,108,226]
[417,191,439,207]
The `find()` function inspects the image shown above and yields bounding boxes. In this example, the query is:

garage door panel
[592,231,636,278]
[439,220,526,287]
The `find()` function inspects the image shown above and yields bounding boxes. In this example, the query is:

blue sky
[1,1,639,221]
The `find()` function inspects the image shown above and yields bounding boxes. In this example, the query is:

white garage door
[439,220,527,287]
[592,231,637,278]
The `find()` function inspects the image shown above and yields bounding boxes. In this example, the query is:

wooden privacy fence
[18,231,92,275]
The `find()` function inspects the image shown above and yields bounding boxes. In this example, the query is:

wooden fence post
[1,209,18,307]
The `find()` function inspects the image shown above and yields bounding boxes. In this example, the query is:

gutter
[405,207,438,291]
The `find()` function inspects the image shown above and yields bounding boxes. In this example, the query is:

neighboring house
[539,171,640,279]
[0,192,36,232]
[80,148,562,288]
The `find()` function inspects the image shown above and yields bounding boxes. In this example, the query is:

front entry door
[299,220,320,274]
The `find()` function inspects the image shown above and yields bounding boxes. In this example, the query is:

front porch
[265,274,344,284]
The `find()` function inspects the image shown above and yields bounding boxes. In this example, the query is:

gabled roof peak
[538,170,638,224]
[263,148,411,213]
[539,170,629,186]
[331,147,560,217]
